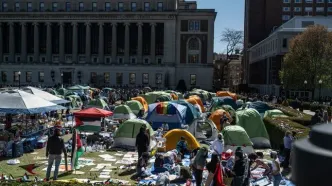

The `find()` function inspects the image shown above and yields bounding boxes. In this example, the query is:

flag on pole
[75,117,101,132]
[71,129,84,170]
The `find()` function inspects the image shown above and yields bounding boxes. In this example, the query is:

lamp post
[319,79,322,102]
[61,73,63,88]
[18,71,21,89]
[304,80,307,98]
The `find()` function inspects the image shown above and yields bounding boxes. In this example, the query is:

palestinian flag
[75,117,101,132]
[71,129,84,170]
[19,164,40,175]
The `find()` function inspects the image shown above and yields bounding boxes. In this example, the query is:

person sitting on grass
[176,136,189,158]
[136,152,151,178]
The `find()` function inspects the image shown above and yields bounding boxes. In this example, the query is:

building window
[142,73,149,84]
[131,58,136,64]
[305,0,312,3]
[26,72,32,83]
[190,74,196,86]
[15,2,20,12]
[27,2,32,12]
[39,2,44,11]
[144,2,150,11]
[129,73,136,84]
[104,73,110,83]
[118,2,124,11]
[316,0,324,3]
[79,2,84,11]
[156,73,162,84]
[2,2,7,12]
[282,38,288,48]
[189,20,200,31]
[283,0,290,3]
[328,7,332,12]
[90,72,97,83]
[157,2,163,11]
[116,73,123,85]
[105,2,111,11]
[144,58,149,64]
[283,7,290,12]
[157,58,162,64]
[316,7,324,12]
[92,2,97,11]
[294,0,301,3]
[14,71,20,82]
[131,2,137,11]
[1,72,7,82]
[66,2,71,11]
[52,2,58,11]
[39,72,44,82]
[282,15,290,21]
[294,7,301,12]
[305,7,313,12]
[187,37,200,63]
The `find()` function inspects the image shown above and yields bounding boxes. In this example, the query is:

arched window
[187,37,201,63]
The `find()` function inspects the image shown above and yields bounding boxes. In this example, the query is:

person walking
[135,125,150,159]
[45,128,67,181]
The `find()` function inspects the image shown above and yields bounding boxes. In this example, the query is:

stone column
[150,23,156,64]
[9,22,15,62]
[20,22,27,63]
[98,22,104,64]
[0,23,3,63]
[33,22,39,62]
[124,23,130,63]
[46,22,52,62]
[85,22,91,63]
[59,22,65,63]
[137,22,143,63]
[72,22,78,63]
[111,23,117,63]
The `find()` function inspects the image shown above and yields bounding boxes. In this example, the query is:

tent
[236,100,244,108]
[86,99,110,110]
[74,107,113,118]
[189,95,205,112]
[125,100,144,115]
[209,97,237,111]
[22,86,69,105]
[146,102,187,130]
[74,108,113,132]
[57,88,67,96]
[186,98,202,113]
[170,100,200,125]
[0,90,66,114]
[222,125,254,154]
[247,101,271,114]
[216,91,237,100]
[264,109,288,118]
[142,92,172,104]
[208,109,232,131]
[67,85,90,90]
[131,96,148,112]
[65,95,83,109]
[188,119,218,141]
[113,105,137,120]
[164,129,200,151]
[112,119,156,150]
[236,108,271,149]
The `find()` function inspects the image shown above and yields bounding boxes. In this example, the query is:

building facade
[0,0,216,90]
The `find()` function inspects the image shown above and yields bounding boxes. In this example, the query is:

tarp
[236,108,270,149]
[74,107,113,118]
[189,95,205,112]
[209,96,237,111]
[222,125,254,154]
[131,96,148,112]
[146,102,187,130]
[125,100,144,115]
[164,129,200,151]
[22,86,69,104]
[264,109,288,118]
[113,119,156,150]
[0,90,66,114]
[247,101,271,114]
[113,105,137,120]
[170,100,200,125]
[188,119,218,141]
[208,109,232,131]
[87,99,109,110]
[216,91,237,100]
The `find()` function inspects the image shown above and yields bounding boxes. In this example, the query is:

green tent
[141,91,172,104]
[57,88,67,96]
[67,85,90,90]
[264,109,288,118]
[113,105,136,119]
[87,98,109,110]
[66,95,83,109]
[125,100,144,115]
[222,125,253,146]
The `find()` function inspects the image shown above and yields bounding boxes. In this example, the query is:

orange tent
[208,109,232,131]
[131,96,148,112]
[189,95,205,112]
[170,93,178,100]
[216,91,237,101]
[186,98,202,112]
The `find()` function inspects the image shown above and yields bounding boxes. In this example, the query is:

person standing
[45,128,67,181]
[270,151,282,186]
[135,125,150,159]
[191,147,208,186]
[210,133,224,156]
[282,131,293,169]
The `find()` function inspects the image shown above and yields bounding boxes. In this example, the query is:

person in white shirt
[210,133,224,155]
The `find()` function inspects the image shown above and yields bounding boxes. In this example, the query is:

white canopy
[22,86,69,104]
[0,90,66,114]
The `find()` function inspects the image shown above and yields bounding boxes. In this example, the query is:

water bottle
[165,123,169,131]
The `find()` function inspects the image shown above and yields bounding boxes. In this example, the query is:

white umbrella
[0,90,66,114]
[22,86,69,104]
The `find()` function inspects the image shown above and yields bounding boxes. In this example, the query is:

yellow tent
[189,95,205,112]
[164,129,200,151]
[209,109,232,131]
[131,96,148,112]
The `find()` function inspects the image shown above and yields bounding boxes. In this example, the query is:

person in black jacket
[135,125,150,159]
[45,128,67,181]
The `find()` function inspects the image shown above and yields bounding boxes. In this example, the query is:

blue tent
[247,101,271,114]
[209,96,237,110]
[146,102,187,130]
[171,100,200,125]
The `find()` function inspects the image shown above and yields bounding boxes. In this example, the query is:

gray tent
[188,119,218,141]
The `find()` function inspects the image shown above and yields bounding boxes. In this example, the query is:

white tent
[22,86,69,104]
[0,90,66,114]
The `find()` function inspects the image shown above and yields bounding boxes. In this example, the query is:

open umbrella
[0,90,66,114]
[22,86,69,104]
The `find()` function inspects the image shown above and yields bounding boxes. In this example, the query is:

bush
[270,104,312,126]
[264,117,310,149]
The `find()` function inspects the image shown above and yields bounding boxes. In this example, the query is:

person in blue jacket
[176,136,189,158]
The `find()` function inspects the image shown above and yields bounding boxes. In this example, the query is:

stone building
[0,0,216,89]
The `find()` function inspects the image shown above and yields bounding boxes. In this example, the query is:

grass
[0,135,137,185]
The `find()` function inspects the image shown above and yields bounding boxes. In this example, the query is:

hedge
[287,99,331,114]
[270,104,312,126]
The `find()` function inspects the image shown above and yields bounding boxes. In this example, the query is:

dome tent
[131,96,148,112]
[112,119,156,150]
[209,96,237,111]
[222,125,254,154]
[216,91,237,101]
[86,98,110,110]
[188,119,218,141]
[247,101,271,115]
[164,129,200,151]
[236,108,271,149]
[208,109,232,131]
[113,105,137,120]
[170,100,201,125]
[125,100,144,116]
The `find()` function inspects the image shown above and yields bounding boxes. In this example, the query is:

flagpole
[71,129,76,171]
